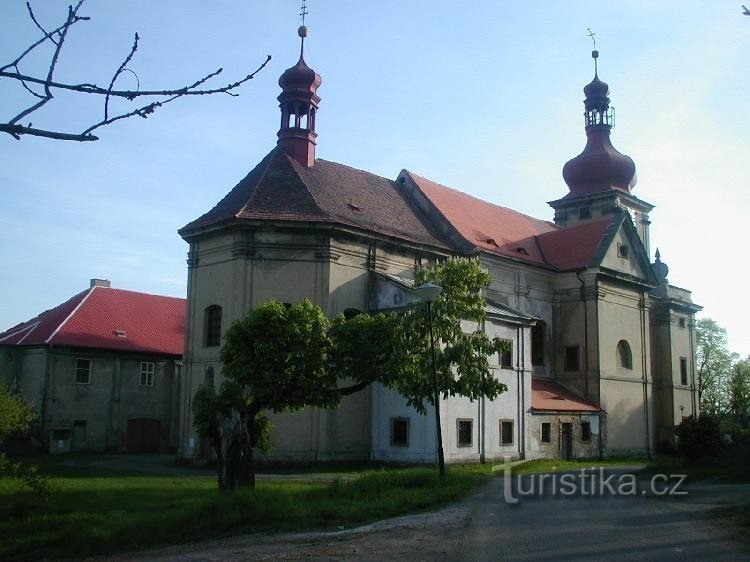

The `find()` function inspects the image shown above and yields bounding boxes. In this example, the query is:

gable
[598,217,654,282]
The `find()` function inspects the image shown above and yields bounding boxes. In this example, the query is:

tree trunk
[217,406,259,492]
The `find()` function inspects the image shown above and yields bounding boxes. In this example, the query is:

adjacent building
[175,28,701,462]
[0,280,186,453]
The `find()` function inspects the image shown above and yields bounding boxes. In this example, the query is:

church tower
[276,24,322,168]
[549,49,653,255]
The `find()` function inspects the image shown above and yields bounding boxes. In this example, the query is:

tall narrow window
[531,322,545,366]
[500,420,514,446]
[680,357,688,386]
[390,417,409,447]
[75,358,91,384]
[140,362,155,386]
[457,419,473,447]
[205,305,222,347]
[204,366,215,388]
[617,340,633,370]
[581,421,591,442]
[541,423,551,443]
[500,340,513,369]
[564,346,580,371]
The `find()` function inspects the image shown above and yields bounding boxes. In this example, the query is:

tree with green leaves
[0,380,49,497]
[193,257,508,491]
[728,357,750,425]
[696,318,738,416]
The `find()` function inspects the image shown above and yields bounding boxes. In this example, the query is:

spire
[562,41,637,197]
[277,2,322,168]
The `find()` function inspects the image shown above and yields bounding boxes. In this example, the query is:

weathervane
[587,28,599,74]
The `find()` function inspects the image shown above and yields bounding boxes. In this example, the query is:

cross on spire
[300,0,308,25]
[587,28,599,75]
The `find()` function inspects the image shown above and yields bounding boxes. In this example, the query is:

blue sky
[1,1,748,356]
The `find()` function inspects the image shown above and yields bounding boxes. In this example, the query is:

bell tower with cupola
[277,22,322,168]
[549,48,653,255]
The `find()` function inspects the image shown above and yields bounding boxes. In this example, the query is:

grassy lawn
[0,456,488,561]
[506,457,647,475]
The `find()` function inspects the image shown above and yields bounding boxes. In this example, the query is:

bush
[674,414,721,461]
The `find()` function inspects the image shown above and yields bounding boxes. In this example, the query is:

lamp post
[414,282,445,478]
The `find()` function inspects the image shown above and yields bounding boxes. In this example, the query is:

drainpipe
[689,316,697,416]
[576,271,589,398]
[520,325,526,460]
[639,291,651,458]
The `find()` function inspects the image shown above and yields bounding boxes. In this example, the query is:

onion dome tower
[277,23,322,168]
[549,46,654,255]
[562,50,637,196]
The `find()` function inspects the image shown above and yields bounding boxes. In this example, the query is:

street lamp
[414,282,445,478]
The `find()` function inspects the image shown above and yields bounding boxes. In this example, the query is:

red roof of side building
[0,287,185,356]
[536,215,617,270]
[531,379,602,413]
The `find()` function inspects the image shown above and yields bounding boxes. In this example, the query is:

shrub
[674,414,721,461]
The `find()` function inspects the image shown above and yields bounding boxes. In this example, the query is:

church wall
[552,275,590,398]
[597,281,652,455]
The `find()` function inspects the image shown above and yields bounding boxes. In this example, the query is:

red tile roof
[406,171,618,271]
[0,287,185,356]
[531,379,601,412]
[180,148,449,249]
[406,172,558,266]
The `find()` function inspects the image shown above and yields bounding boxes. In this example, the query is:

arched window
[205,305,222,347]
[204,366,215,388]
[617,340,632,370]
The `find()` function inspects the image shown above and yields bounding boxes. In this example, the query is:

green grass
[0,458,487,561]
[506,457,647,475]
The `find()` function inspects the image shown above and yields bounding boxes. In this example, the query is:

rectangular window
[678,318,686,328]
[500,420,514,446]
[75,358,91,384]
[140,362,155,386]
[680,357,688,386]
[564,346,580,371]
[500,340,513,369]
[531,323,545,366]
[581,421,591,442]
[578,207,591,220]
[457,419,473,447]
[541,423,551,443]
[205,305,222,347]
[618,244,630,259]
[390,417,409,447]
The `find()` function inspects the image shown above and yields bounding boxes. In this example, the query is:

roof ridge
[406,170,558,230]
[0,321,39,344]
[237,148,285,219]
[45,287,95,344]
[96,287,186,301]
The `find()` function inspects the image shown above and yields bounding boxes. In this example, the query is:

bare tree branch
[2,1,272,142]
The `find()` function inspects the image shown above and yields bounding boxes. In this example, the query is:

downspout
[689,317,697,416]
[520,325,526,460]
[640,291,651,458]
[576,271,589,398]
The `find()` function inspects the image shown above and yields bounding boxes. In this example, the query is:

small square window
[564,346,580,371]
[390,417,409,447]
[680,357,688,386]
[500,420,514,446]
[578,207,591,220]
[140,362,155,386]
[500,340,513,369]
[618,244,629,259]
[581,421,591,442]
[541,423,551,443]
[678,318,686,328]
[75,358,91,384]
[457,419,473,447]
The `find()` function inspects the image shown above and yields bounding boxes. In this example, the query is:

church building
[177,25,700,462]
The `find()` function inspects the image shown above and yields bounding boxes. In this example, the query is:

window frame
[531,322,545,366]
[581,421,592,442]
[499,339,513,370]
[541,422,551,443]
[564,345,580,372]
[140,361,155,386]
[617,340,633,370]
[456,418,473,448]
[205,305,222,347]
[578,207,591,220]
[500,419,514,446]
[679,357,688,386]
[389,417,410,447]
[75,358,91,385]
